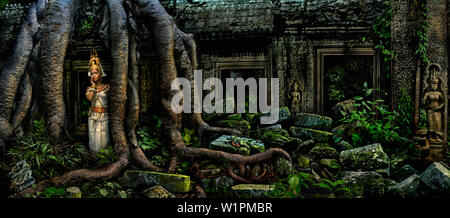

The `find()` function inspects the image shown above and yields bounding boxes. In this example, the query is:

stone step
[230,184,274,198]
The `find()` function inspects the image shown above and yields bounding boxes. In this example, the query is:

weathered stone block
[210,135,265,155]
[387,174,420,198]
[339,143,390,172]
[141,186,175,198]
[290,126,332,143]
[340,171,385,198]
[308,144,338,160]
[420,162,450,193]
[291,113,333,130]
[391,164,420,182]
[230,184,274,198]
[118,170,191,193]
[65,187,82,198]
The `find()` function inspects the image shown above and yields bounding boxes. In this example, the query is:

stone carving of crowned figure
[422,64,445,144]
[288,79,301,113]
[85,49,110,153]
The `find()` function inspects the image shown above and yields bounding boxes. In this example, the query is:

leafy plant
[136,114,169,167]
[96,146,117,165]
[137,126,162,151]
[37,187,66,198]
[182,128,199,147]
[79,15,94,36]
[339,82,408,147]
[372,0,394,79]
[8,118,88,181]
[415,1,430,64]
[267,170,349,198]
[80,181,128,198]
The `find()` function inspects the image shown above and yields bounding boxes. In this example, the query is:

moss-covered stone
[291,113,333,130]
[340,171,385,198]
[209,135,265,155]
[420,162,450,193]
[339,143,390,172]
[201,175,235,195]
[253,124,282,138]
[295,139,315,154]
[273,157,293,178]
[65,187,82,198]
[230,184,274,198]
[290,126,332,143]
[260,128,298,148]
[217,119,251,137]
[308,144,338,160]
[141,186,176,198]
[227,113,243,120]
[297,156,310,168]
[386,174,420,198]
[118,170,191,193]
[335,140,353,151]
[391,164,420,182]
[331,99,356,121]
[319,159,341,170]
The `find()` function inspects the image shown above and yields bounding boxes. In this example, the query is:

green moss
[118,170,191,193]
[261,129,295,148]
[217,120,251,136]
[309,145,338,160]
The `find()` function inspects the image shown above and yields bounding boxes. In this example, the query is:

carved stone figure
[288,79,301,113]
[422,64,445,144]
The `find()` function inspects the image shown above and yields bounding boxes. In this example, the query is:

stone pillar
[422,0,448,162]
[391,0,418,108]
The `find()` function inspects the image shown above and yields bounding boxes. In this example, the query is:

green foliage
[415,1,430,64]
[325,64,368,103]
[267,170,349,198]
[8,118,88,180]
[80,181,128,198]
[372,0,394,78]
[137,126,162,151]
[182,128,199,147]
[0,0,14,10]
[136,114,169,167]
[396,88,414,137]
[339,82,408,147]
[37,187,66,198]
[79,15,94,36]
[96,146,117,165]
[326,66,346,102]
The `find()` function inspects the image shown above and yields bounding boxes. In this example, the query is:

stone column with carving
[422,0,448,162]
[391,0,418,108]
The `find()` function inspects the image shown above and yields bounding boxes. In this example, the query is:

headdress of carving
[88,48,106,77]
[426,63,442,88]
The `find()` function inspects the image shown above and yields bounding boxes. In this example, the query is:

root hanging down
[9,0,291,197]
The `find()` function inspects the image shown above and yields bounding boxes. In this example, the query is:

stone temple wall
[0,0,449,118]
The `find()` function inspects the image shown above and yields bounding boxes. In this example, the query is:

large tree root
[8,0,291,197]
[0,0,47,149]
[39,0,78,142]
[9,0,130,197]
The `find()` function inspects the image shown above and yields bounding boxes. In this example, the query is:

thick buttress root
[12,0,131,196]
[134,0,292,175]
[0,0,47,150]
[8,0,291,197]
